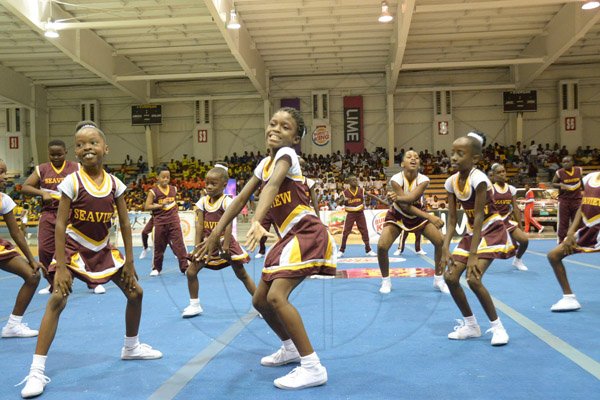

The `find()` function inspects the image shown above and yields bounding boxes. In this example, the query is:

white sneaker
[139,248,148,259]
[150,269,160,276]
[38,285,51,295]
[393,249,402,256]
[93,285,106,294]
[379,279,392,294]
[274,365,327,390]
[2,322,38,338]
[539,226,545,234]
[551,296,581,312]
[19,369,50,398]
[255,253,264,259]
[416,249,427,255]
[121,343,163,360]
[486,326,509,346]
[433,278,450,294]
[260,346,301,367]
[181,303,203,318]
[336,251,344,258]
[366,250,377,257]
[512,258,528,271]
[448,320,482,340]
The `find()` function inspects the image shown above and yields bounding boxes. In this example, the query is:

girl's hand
[244,221,276,252]
[428,215,444,229]
[28,259,44,276]
[562,234,577,255]
[466,255,481,281]
[120,260,138,292]
[440,247,453,270]
[196,233,220,262]
[53,265,73,297]
[387,191,397,202]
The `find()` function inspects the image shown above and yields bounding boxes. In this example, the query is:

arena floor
[1,230,599,399]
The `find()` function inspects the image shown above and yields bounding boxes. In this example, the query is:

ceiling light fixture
[44,19,59,38]
[378,1,394,23]
[227,9,241,29]
[44,0,59,38]
[582,1,600,10]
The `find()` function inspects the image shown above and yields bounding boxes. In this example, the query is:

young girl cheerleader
[441,131,515,346]
[195,107,336,390]
[21,140,106,295]
[181,164,256,318]
[144,166,188,275]
[546,169,600,311]
[376,150,448,294]
[19,122,162,398]
[490,163,529,271]
[0,160,42,339]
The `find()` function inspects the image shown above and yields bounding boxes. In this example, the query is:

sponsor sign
[312,125,330,146]
[343,96,364,153]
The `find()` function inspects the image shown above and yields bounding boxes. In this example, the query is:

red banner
[344,96,364,153]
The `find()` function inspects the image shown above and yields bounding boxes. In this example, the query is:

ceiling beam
[0,63,33,107]
[415,0,584,13]
[388,0,416,93]
[395,83,516,93]
[116,71,247,82]
[203,0,268,99]
[115,45,229,56]
[53,16,214,30]
[514,4,600,89]
[402,57,544,70]
[1,0,148,102]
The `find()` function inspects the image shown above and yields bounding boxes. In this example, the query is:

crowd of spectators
[4,142,600,220]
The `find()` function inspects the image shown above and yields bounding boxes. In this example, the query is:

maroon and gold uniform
[384,171,430,232]
[195,194,250,270]
[35,161,80,267]
[444,168,515,264]
[48,170,126,284]
[150,185,188,273]
[571,171,600,253]
[339,186,372,253]
[556,167,583,243]
[254,147,336,281]
[0,194,20,263]
[492,182,518,232]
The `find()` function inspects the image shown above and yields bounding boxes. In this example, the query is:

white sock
[31,354,47,372]
[124,335,140,349]
[190,298,200,305]
[434,274,444,282]
[382,276,391,284]
[300,352,320,369]
[515,257,522,262]
[490,318,503,329]
[8,314,23,326]
[564,294,576,298]
[282,339,297,352]
[464,315,478,326]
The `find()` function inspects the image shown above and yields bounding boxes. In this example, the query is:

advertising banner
[343,95,364,153]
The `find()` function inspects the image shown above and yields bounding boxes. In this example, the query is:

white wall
[12,63,598,171]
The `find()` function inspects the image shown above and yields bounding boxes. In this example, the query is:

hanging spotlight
[44,18,59,38]
[378,1,394,23]
[227,9,241,29]
[582,1,600,10]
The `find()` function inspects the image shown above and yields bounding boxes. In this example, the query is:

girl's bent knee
[466,276,482,290]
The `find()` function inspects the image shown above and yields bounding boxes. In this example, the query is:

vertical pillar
[387,93,395,167]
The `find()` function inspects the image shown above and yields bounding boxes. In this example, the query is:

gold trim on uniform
[79,170,111,197]
[203,194,226,213]
[50,160,66,175]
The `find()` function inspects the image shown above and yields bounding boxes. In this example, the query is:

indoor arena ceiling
[1,0,600,106]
